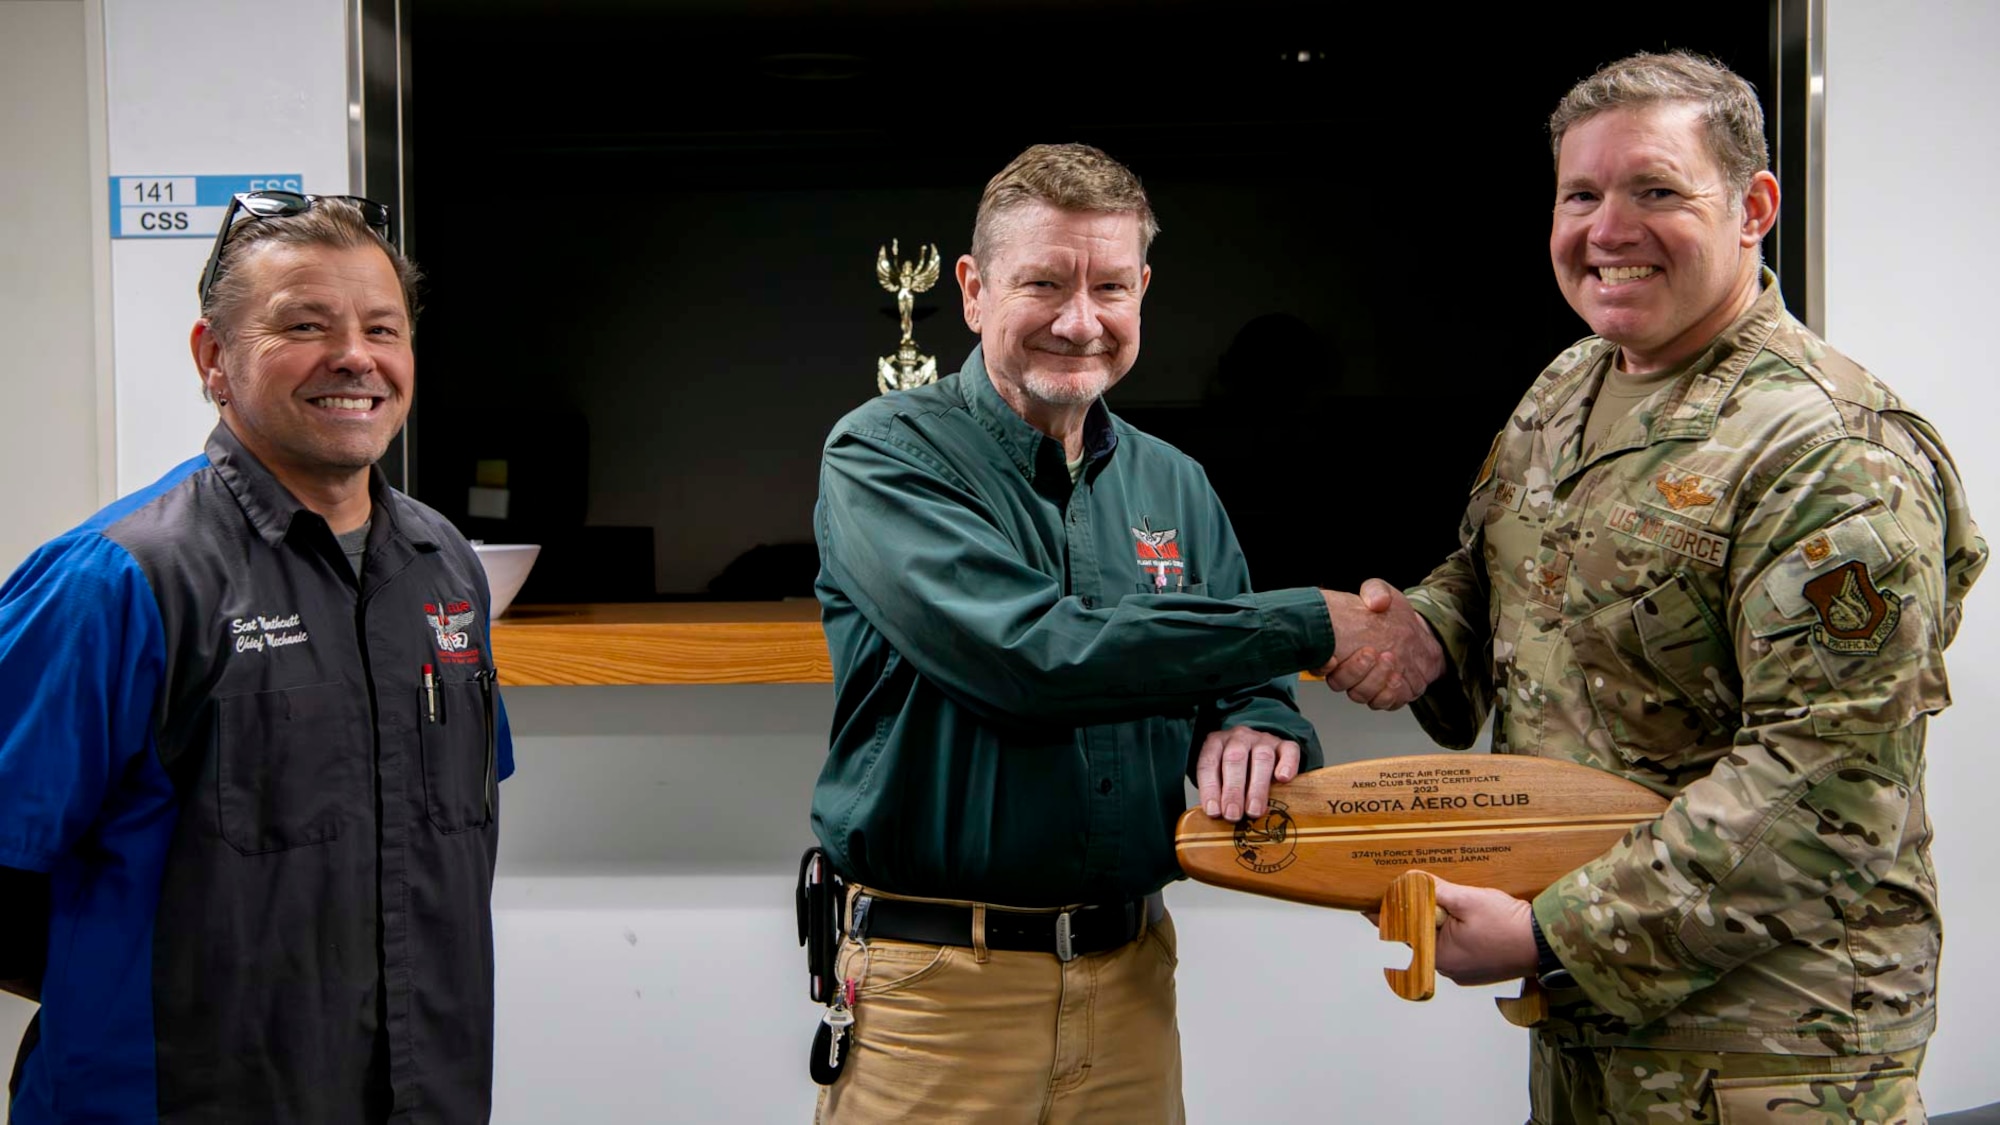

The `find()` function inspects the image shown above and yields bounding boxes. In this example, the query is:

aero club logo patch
[424,599,483,665]
[1131,518,1186,589]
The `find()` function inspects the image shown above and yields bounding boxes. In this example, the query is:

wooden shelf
[489,601,1322,688]
[488,602,832,686]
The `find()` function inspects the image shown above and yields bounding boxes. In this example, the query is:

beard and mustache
[1016,338,1119,407]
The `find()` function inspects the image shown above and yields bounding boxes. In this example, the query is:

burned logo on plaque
[1234,799,1298,874]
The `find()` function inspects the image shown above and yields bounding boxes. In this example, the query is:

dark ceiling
[409,1,1775,188]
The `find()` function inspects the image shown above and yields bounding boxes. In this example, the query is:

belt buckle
[851,894,873,945]
[1054,909,1075,962]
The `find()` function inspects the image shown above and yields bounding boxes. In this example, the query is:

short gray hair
[1549,51,1769,196]
[200,198,422,340]
[971,143,1159,266]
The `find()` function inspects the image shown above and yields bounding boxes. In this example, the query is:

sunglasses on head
[196,191,394,306]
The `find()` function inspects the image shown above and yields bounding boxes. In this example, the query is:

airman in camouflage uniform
[1409,277,1983,1121]
[1336,51,1987,1125]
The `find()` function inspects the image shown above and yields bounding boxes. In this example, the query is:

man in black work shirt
[0,193,512,1123]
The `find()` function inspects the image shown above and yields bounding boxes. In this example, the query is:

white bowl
[472,543,541,619]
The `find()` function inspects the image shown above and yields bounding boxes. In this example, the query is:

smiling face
[957,201,1151,431]
[1551,102,1778,373]
[194,241,413,487]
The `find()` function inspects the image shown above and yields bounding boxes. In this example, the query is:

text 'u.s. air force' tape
[109,175,304,239]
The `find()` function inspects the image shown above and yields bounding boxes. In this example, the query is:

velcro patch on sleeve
[1471,431,1503,494]
[1761,510,1896,622]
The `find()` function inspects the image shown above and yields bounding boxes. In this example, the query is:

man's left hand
[1194,726,1301,822]
[1429,875,1539,987]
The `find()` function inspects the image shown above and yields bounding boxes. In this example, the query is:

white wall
[0,4,106,1114]
[102,0,350,495]
[0,0,107,576]
[1823,1,2000,1114]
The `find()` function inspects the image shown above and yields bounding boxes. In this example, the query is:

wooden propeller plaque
[1175,754,1667,1007]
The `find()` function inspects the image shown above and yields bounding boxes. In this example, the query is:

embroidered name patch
[228,611,310,654]
[1644,466,1729,525]
[1802,560,1901,655]
[1605,504,1729,567]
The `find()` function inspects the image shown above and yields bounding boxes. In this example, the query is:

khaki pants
[1530,1030,1927,1124]
[815,888,1184,1124]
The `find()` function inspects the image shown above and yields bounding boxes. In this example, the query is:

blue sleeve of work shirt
[819,432,1333,727]
[496,691,515,783]
[0,532,166,873]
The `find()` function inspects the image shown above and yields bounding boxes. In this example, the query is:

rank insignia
[1524,550,1570,608]
[1801,561,1900,655]
[1799,533,1834,566]
[1131,518,1186,589]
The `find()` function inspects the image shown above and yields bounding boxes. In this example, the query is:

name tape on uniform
[109,175,304,240]
[1605,504,1729,567]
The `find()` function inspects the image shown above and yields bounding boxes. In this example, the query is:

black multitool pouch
[796,847,851,1084]
[796,847,845,1001]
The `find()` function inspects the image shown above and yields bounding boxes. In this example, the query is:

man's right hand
[1316,580,1444,710]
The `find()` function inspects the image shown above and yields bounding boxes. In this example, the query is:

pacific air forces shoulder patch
[1802,561,1901,656]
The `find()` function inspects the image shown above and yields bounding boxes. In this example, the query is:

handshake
[1313,580,1445,711]
[1194,579,1447,823]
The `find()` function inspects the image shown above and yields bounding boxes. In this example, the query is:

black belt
[852,892,1163,962]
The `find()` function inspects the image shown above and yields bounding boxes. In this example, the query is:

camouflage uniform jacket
[1406,277,1987,1055]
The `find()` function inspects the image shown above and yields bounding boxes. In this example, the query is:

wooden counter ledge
[489,601,1326,688]
[488,602,832,686]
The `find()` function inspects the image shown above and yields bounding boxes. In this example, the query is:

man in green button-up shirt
[808,144,1420,1122]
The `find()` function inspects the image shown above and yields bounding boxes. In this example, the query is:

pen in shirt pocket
[422,663,438,723]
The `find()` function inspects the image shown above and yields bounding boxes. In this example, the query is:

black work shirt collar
[205,421,437,555]
[961,345,1119,484]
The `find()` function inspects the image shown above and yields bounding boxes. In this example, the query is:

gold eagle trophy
[875,239,941,395]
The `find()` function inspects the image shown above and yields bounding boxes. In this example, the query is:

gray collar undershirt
[334,520,369,580]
